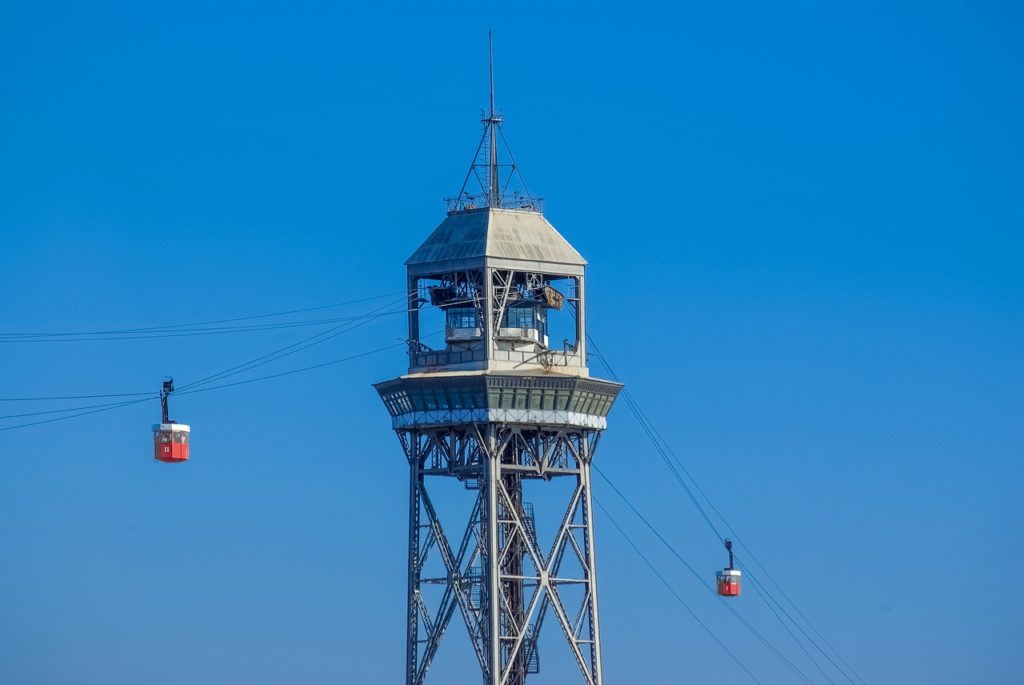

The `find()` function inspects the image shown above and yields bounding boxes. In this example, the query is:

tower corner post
[406,437,423,685]
[485,424,503,685]
[581,456,605,684]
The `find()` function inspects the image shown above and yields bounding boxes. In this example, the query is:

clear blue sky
[1,2,1021,683]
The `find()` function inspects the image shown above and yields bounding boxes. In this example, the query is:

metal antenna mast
[487,30,500,207]
[447,33,540,215]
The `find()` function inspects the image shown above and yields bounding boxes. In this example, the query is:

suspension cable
[0,292,404,341]
[0,300,406,409]
[173,340,409,397]
[587,334,726,539]
[594,465,819,685]
[744,567,837,685]
[0,315,390,343]
[0,295,469,403]
[174,297,408,392]
[0,391,157,402]
[589,333,866,685]
[0,398,158,420]
[741,563,860,685]
[0,339,410,432]
[0,325,444,433]
[594,498,765,685]
[174,294,480,393]
[0,397,154,432]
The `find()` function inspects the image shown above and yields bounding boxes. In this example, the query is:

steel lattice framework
[397,423,607,685]
[378,371,620,685]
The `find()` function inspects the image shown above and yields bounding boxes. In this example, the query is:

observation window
[446,307,479,330]
[502,306,537,329]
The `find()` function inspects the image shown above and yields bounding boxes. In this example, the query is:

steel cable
[172,297,408,392]
[594,465,819,685]
[594,497,765,685]
[0,397,154,432]
[0,292,404,341]
[588,333,866,685]
[0,295,469,402]
[744,567,837,685]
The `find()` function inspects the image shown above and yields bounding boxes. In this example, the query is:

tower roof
[405,207,586,274]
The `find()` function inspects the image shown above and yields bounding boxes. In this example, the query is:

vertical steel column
[575,275,586,368]
[502,467,526,685]
[485,425,502,685]
[580,459,604,685]
[407,436,422,685]
[408,276,420,348]
[483,267,495,360]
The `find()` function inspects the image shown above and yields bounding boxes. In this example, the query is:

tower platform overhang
[375,371,622,430]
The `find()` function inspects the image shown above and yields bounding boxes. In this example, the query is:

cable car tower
[375,35,621,685]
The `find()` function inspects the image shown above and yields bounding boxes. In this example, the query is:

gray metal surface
[391,421,609,685]
[405,208,587,270]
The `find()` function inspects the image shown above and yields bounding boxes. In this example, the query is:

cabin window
[447,307,479,329]
[503,305,536,329]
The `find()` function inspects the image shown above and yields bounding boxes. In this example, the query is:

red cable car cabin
[152,378,189,463]
[716,568,742,597]
[716,538,741,596]
[153,422,190,463]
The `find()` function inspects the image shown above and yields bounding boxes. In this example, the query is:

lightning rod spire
[488,30,500,207]
[447,32,540,215]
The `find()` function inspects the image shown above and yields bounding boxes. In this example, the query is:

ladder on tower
[465,568,484,610]
[524,626,540,674]
[521,502,537,548]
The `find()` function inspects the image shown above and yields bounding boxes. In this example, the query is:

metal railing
[445,192,544,215]
[410,347,583,370]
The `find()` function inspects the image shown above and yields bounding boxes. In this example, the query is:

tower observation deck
[375,36,621,685]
